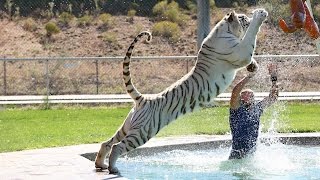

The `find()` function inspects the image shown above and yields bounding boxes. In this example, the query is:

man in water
[229,64,279,159]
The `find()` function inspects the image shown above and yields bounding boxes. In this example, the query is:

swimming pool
[115,142,320,179]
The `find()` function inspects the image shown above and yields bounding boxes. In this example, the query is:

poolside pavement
[1,133,320,180]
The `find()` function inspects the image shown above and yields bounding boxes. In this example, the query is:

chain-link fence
[0,0,216,17]
[0,1,320,97]
[0,56,195,95]
[0,55,319,96]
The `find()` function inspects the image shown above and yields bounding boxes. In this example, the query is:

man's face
[240,91,254,105]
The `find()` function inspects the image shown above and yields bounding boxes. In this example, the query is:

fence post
[95,59,99,94]
[197,0,210,50]
[3,60,7,95]
[45,59,50,97]
[186,59,189,74]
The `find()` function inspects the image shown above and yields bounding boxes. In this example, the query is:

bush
[186,0,197,14]
[45,22,60,37]
[152,0,169,15]
[127,9,136,23]
[152,21,181,42]
[102,32,117,43]
[152,0,189,26]
[98,13,114,28]
[77,15,93,27]
[58,12,74,27]
[22,18,37,32]
[127,9,136,17]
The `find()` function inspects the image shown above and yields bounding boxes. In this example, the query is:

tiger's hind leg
[95,109,134,170]
[108,131,146,174]
[94,130,124,170]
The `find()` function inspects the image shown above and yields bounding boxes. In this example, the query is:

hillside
[1,7,319,58]
[0,7,319,95]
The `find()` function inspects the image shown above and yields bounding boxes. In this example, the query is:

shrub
[127,9,136,17]
[152,0,189,26]
[22,18,37,32]
[186,0,197,14]
[58,12,74,27]
[5,0,13,17]
[45,22,60,37]
[77,15,93,27]
[127,9,136,23]
[98,13,114,28]
[102,32,117,44]
[152,21,181,42]
[209,0,216,9]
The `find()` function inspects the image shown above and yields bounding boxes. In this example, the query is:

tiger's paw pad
[246,61,259,72]
[95,163,108,171]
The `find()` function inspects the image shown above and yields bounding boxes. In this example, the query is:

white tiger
[95,8,268,174]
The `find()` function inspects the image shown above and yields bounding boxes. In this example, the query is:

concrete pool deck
[1,133,320,180]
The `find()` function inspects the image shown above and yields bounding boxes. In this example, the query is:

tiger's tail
[123,31,152,104]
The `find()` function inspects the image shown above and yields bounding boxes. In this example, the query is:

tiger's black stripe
[215,82,220,96]
[202,44,233,55]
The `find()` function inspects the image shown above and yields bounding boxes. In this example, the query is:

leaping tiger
[95,8,268,174]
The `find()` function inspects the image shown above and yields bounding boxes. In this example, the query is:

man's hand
[268,64,279,101]
[267,63,278,83]
[270,84,279,99]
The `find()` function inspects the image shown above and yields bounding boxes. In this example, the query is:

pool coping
[1,133,320,180]
[81,133,320,161]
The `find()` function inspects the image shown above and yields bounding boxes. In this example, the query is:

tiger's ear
[226,11,236,22]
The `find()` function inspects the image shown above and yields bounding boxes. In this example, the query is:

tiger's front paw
[252,9,268,25]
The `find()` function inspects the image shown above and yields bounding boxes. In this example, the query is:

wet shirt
[229,101,264,159]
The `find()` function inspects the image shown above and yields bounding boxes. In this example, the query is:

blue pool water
[116,143,320,179]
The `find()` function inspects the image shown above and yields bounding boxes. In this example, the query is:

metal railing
[1,92,320,105]
[1,54,318,61]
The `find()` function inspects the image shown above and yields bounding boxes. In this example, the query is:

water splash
[260,101,288,145]
[118,145,320,179]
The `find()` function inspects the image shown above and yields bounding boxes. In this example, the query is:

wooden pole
[197,0,210,50]
[45,59,50,97]
[95,59,99,94]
